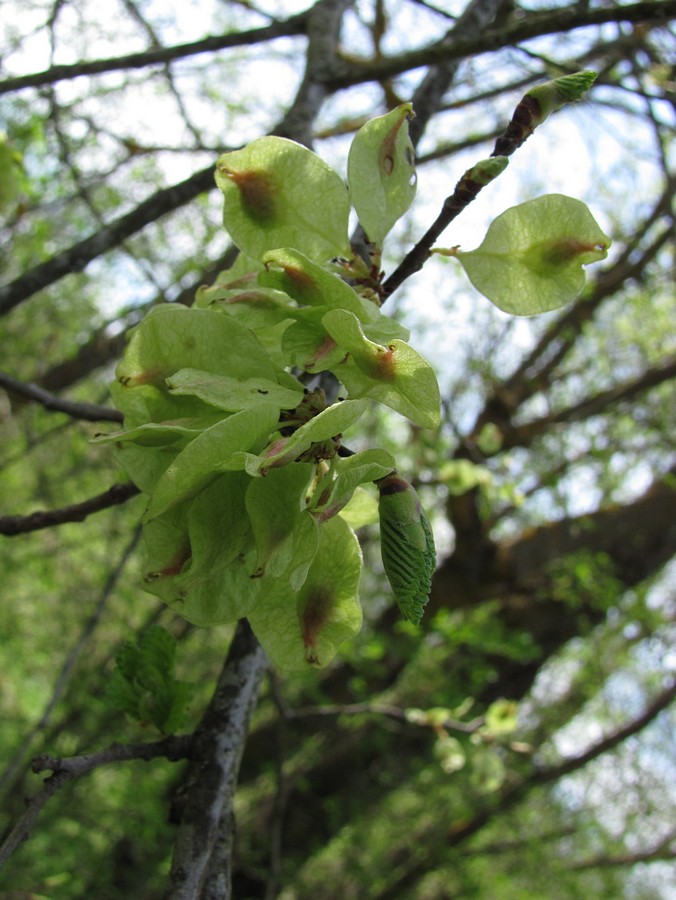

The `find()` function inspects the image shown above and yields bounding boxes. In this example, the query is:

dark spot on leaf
[222,168,276,222]
[300,586,335,663]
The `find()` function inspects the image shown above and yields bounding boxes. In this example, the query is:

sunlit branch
[0,165,216,316]
[327,0,676,90]
[0,735,191,872]
[0,370,123,422]
[0,14,308,96]
[0,482,141,536]
[498,355,676,452]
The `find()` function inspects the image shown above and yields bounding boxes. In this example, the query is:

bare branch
[328,0,676,89]
[0,14,308,96]
[0,370,123,422]
[0,165,215,316]
[165,620,268,899]
[0,482,141,536]
[0,735,191,872]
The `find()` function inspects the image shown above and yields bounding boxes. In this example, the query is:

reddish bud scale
[492,94,542,157]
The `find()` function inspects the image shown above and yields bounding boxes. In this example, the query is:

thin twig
[0,735,192,872]
[0,370,123,422]
[0,13,309,96]
[0,482,141,536]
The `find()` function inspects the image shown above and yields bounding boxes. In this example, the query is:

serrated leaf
[456,194,610,315]
[378,472,436,625]
[347,103,417,246]
[322,309,440,428]
[215,136,351,262]
[248,515,363,670]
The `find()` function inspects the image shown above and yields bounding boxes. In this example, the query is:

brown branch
[0,13,308,95]
[567,828,676,871]
[0,482,141,536]
[0,165,215,316]
[165,620,269,899]
[501,354,676,451]
[328,0,676,89]
[377,681,676,899]
[0,735,191,872]
[0,370,123,422]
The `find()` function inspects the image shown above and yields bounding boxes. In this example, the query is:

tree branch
[165,620,268,900]
[0,482,141,536]
[0,166,216,316]
[328,0,676,89]
[0,370,123,422]
[0,735,191,872]
[0,14,308,95]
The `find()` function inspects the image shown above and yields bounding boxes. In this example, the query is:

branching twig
[0,482,141,536]
[0,14,309,96]
[0,735,192,872]
[0,370,123,422]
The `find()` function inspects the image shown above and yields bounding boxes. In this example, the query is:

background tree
[0,0,674,897]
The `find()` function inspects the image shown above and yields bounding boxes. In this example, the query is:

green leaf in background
[456,193,610,315]
[377,471,436,625]
[322,309,440,428]
[248,515,363,670]
[0,131,23,211]
[215,136,351,262]
[347,102,417,246]
[105,626,193,733]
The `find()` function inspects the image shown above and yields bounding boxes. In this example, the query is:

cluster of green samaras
[101,83,610,670]
[100,106,442,670]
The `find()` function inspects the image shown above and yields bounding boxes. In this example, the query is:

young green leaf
[377,471,436,625]
[347,102,417,246]
[455,194,611,315]
[215,136,351,262]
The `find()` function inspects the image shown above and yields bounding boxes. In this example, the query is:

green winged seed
[377,471,436,625]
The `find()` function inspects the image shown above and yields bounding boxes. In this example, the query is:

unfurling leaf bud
[377,471,436,625]
[493,70,597,157]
